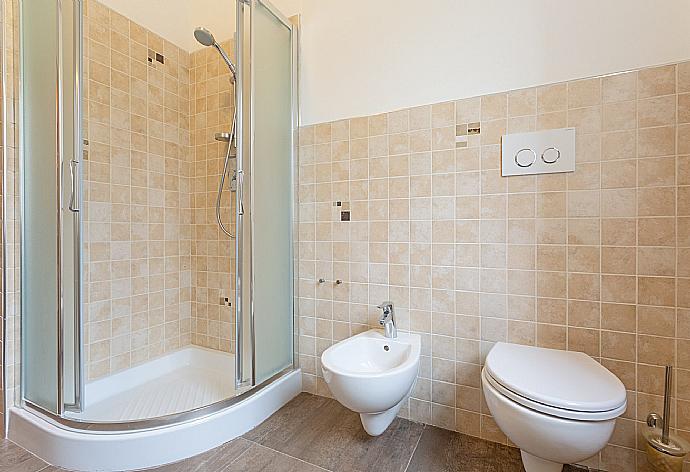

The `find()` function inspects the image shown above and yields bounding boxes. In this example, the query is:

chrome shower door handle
[237,169,245,216]
[68,159,80,212]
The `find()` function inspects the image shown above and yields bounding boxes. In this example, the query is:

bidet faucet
[377,301,397,339]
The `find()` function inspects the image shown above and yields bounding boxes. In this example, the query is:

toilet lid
[485,343,626,414]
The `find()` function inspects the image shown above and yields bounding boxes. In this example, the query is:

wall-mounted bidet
[321,304,420,436]
[482,343,627,472]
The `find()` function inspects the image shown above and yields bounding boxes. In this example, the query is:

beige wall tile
[638,335,675,366]
[638,156,675,187]
[481,93,507,121]
[568,78,602,108]
[507,88,536,117]
[679,93,690,124]
[679,61,690,93]
[537,83,567,113]
[602,330,636,362]
[638,247,675,276]
[602,159,636,189]
[432,102,455,128]
[638,125,676,157]
[638,95,676,127]
[637,64,676,98]
[603,71,637,103]
[603,101,636,131]
[568,219,600,245]
[602,247,636,275]
[679,124,690,156]
[601,303,636,333]
[638,306,676,337]
[638,277,675,306]
[602,130,636,160]
[638,186,675,216]
[537,324,566,349]
[639,217,675,246]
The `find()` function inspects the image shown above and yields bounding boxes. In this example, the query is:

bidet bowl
[321,329,420,435]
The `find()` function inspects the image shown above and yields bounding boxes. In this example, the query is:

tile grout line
[402,423,426,472]
[242,437,335,472]
[202,439,256,472]
[254,443,333,472]
[4,439,50,472]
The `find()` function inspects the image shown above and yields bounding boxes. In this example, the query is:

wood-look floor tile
[406,426,525,472]
[151,438,252,472]
[0,397,599,472]
[406,426,596,472]
[245,393,424,472]
[0,440,48,472]
[224,444,327,472]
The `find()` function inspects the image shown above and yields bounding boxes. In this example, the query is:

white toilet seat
[483,369,626,421]
[484,342,627,418]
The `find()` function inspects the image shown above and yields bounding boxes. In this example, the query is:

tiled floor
[2,393,591,472]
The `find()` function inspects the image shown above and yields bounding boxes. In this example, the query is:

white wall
[96,0,690,125]
[295,0,690,125]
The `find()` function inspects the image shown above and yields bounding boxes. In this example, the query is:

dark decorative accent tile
[245,393,424,472]
[564,465,592,471]
[468,122,481,135]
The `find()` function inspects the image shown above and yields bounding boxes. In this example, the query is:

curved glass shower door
[18,0,297,429]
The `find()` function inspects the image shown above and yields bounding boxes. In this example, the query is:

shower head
[194,27,237,81]
[194,27,216,47]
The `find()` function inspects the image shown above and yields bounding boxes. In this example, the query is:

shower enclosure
[6,0,299,469]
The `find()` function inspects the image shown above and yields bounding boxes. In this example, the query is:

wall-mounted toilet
[482,343,627,472]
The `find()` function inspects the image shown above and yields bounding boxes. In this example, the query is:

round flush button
[542,147,561,164]
[515,148,536,168]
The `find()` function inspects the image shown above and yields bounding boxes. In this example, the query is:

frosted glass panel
[21,0,61,413]
[20,0,81,413]
[251,2,293,384]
